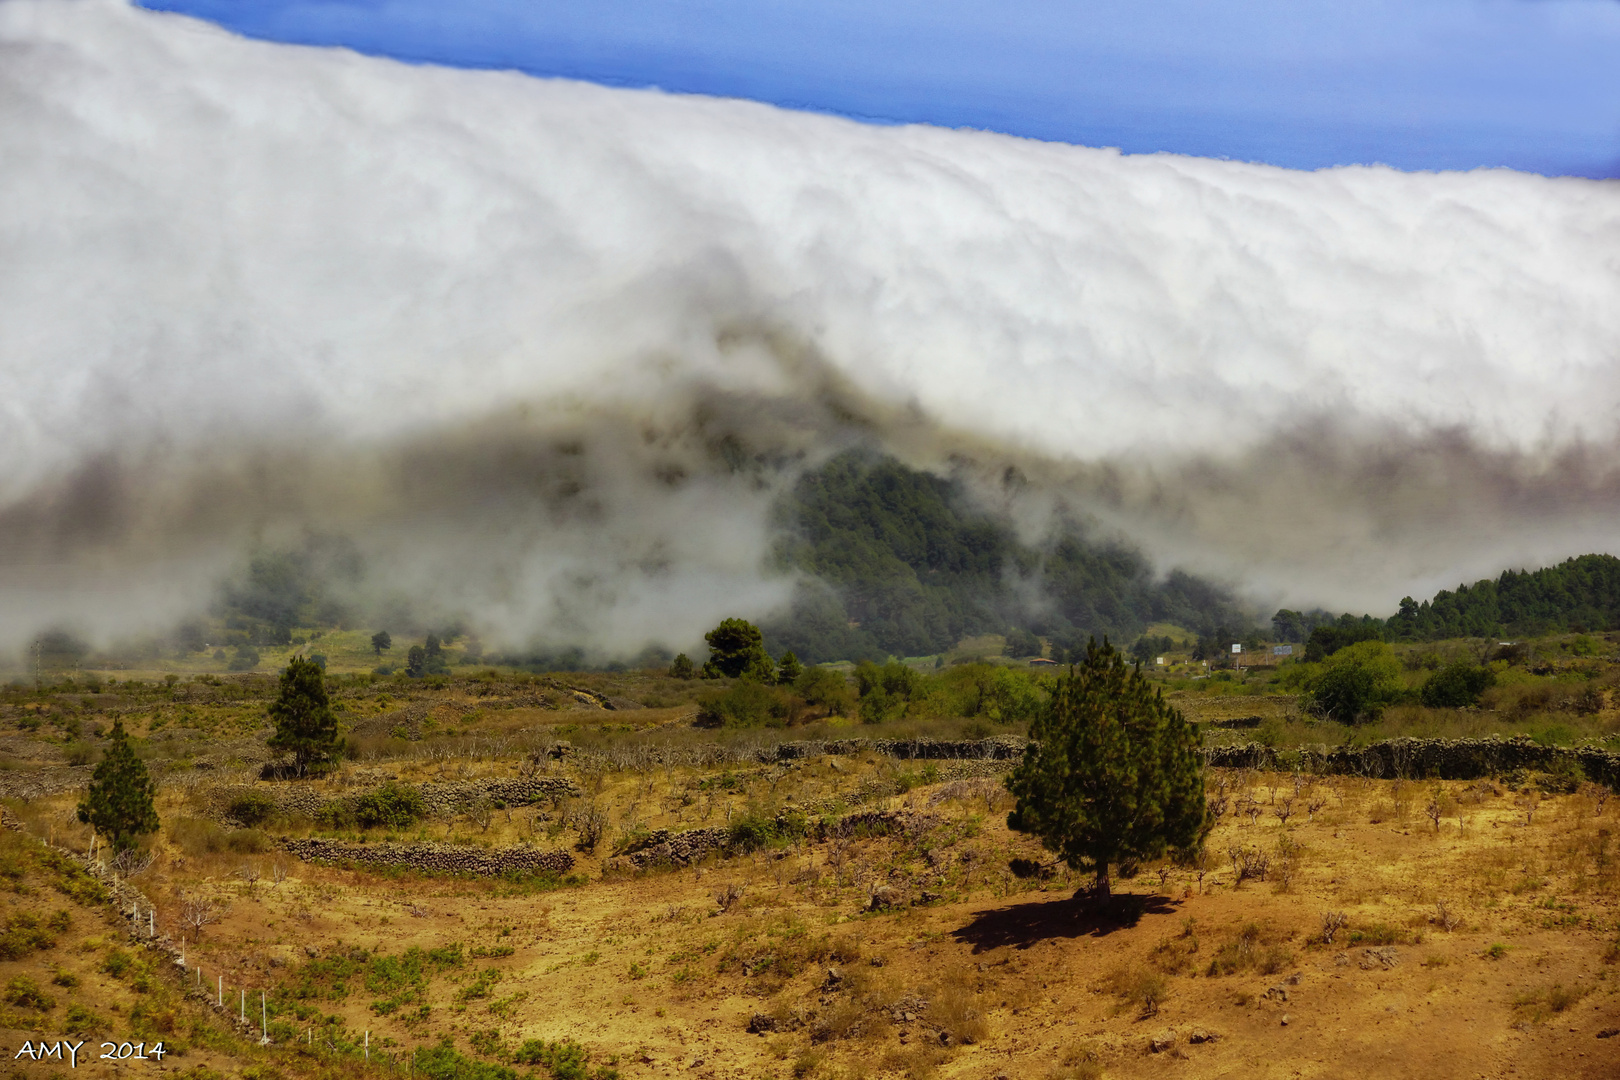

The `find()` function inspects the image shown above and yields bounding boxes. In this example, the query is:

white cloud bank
[2,0,1618,652]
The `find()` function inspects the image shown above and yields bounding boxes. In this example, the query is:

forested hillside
[1386,554,1620,640]
[762,452,1253,663]
[1272,554,1620,660]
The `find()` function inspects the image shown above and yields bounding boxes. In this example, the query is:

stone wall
[765,735,1028,762]
[279,837,575,875]
[211,776,581,825]
[1204,736,1620,788]
[602,808,939,873]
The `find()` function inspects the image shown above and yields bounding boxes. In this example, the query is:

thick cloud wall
[2,0,1619,652]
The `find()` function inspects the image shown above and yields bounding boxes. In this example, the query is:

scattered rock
[1149,1031,1177,1053]
[746,1014,776,1034]
[1285,972,1303,985]
[1359,947,1401,970]
[303,945,319,958]
[869,885,905,911]
[1334,953,1351,967]
[823,967,844,990]
[915,890,943,905]
[1280,1014,1291,1026]
[1597,1029,1618,1039]
[1187,1028,1219,1045]
[1264,986,1290,1003]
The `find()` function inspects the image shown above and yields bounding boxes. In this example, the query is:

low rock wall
[765,736,1027,762]
[1204,736,1620,787]
[279,837,575,875]
[603,808,938,873]
[212,776,581,825]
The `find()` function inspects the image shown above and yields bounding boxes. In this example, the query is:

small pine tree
[266,657,340,775]
[371,630,392,655]
[669,653,695,680]
[776,651,803,686]
[700,618,775,680]
[76,719,159,853]
[1005,638,1207,902]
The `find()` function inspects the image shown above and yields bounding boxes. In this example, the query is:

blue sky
[140,0,1620,176]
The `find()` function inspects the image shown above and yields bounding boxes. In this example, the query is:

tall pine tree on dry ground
[267,656,339,775]
[76,718,159,853]
[1005,637,1208,902]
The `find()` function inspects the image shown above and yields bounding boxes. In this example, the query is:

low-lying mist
[3,0,1618,661]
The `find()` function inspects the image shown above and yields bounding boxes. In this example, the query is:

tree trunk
[1094,862,1111,903]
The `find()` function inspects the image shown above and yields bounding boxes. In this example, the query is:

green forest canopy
[1274,553,1620,659]
[762,452,1254,664]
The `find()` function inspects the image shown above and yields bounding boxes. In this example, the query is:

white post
[365,1030,369,1062]
[218,975,222,1007]
[149,910,154,937]
[240,988,245,1021]
[261,991,266,1041]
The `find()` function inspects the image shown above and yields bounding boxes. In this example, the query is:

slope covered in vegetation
[764,453,1253,663]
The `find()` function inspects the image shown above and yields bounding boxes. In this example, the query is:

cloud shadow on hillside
[950,891,1180,953]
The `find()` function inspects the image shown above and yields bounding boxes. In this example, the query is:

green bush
[228,790,279,827]
[352,783,426,829]
[699,681,792,728]
[4,975,54,1010]
[794,666,853,716]
[1303,640,1403,722]
[0,914,56,960]
[1421,662,1495,708]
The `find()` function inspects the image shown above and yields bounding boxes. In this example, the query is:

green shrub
[103,948,133,978]
[1420,662,1495,708]
[352,783,426,829]
[228,791,279,827]
[0,913,56,960]
[412,1037,519,1080]
[513,1038,597,1079]
[1303,641,1403,723]
[699,681,793,728]
[64,1003,103,1034]
[4,975,54,1010]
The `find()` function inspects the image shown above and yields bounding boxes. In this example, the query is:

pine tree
[266,656,340,775]
[76,719,159,853]
[700,618,775,680]
[1005,638,1207,902]
[668,653,695,680]
[776,651,804,686]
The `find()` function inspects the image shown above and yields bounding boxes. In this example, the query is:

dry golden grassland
[3,736,1619,1080]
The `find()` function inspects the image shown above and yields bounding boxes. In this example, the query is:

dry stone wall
[764,735,1027,762]
[279,837,575,875]
[210,776,580,826]
[602,808,938,873]
[1204,735,1620,787]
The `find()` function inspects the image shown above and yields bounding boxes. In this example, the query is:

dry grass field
[2,749,1618,1077]
[1,653,1618,1080]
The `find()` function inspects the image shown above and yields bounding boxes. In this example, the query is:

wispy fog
[2,0,1618,655]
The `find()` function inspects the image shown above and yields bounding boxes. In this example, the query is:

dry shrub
[879,1045,947,1080]
[1206,922,1291,977]
[168,818,270,857]
[1106,966,1169,1018]
[1513,982,1592,1022]
[933,986,988,1044]
[1049,1040,1105,1080]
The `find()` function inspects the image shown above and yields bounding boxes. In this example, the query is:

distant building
[1028,658,1057,666]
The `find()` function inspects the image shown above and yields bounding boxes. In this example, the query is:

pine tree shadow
[950,891,1180,953]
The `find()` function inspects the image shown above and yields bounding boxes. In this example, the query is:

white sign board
[1156,656,1165,665]
[1231,643,1242,654]
[1272,644,1294,657]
